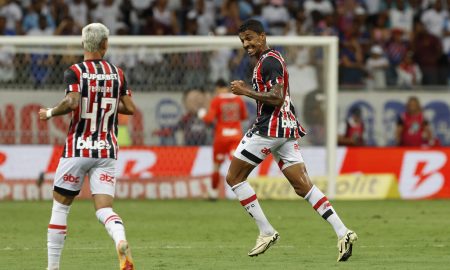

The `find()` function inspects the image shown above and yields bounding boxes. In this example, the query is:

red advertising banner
[341,148,450,199]
[1,146,449,200]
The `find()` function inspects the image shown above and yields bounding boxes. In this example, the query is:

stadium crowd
[0,0,449,89]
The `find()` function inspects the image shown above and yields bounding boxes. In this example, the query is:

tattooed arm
[230,55,285,107]
[230,80,284,107]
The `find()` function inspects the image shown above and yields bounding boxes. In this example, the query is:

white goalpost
[0,35,339,199]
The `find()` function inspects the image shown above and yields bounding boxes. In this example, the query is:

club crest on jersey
[76,137,111,150]
[281,119,297,128]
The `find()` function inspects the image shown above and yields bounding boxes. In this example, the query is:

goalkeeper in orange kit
[198,79,248,199]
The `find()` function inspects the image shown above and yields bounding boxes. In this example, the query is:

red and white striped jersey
[251,49,306,138]
[62,59,132,159]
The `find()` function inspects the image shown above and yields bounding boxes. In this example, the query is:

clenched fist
[230,80,250,96]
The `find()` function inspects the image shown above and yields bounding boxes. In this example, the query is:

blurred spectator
[239,0,253,21]
[49,0,69,27]
[22,0,55,34]
[219,0,241,35]
[366,45,389,89]
[136,46,164,87]
[131,0,152,10]
[180,88,211,145]
[444,0,450,83]
[336,0,362,37]
[389,0,414,38]
[251,5,269,32]
[54,16,81,35]
[0,15,14,35]
[303,0,334,16]
[287,7,308,36]
[338,106,365,146]
[303,89,325,145]
[408,0,424,21]
[363,0,386,20]
[371,12,391,46]
[339,37,365,85]
[152,89,211,145]
[262,0,290,35]
[152,0,180,35]
[0,13,15,82]
[412,20,444,84]
[107,24,139,81]
[288,46,319,94]
[421,0,447,38]
[396,96,433,146]
[209,26,233,83]
[68,0,89,27]
[119,0,139,33]
[92,0,121,35]
[26,15,54,88]
[385,28,409,85]
[189,0,216,35]
[0,44,15,82]
[396,51,422,88]
[0,0,22,35]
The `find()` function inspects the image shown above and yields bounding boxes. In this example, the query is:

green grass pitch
[1,200,449,269]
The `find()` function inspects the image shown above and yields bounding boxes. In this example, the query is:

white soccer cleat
[337,230,358,262]
[248,231,280,257]
[117,240,135,270]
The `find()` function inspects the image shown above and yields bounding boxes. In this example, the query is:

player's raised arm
[230,80,284,107]
[39,92,80,120]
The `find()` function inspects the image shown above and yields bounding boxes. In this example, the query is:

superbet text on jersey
[62,59,132,159]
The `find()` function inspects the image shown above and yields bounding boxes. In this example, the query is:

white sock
[96,208,126,247]
[48,200,71,270]
[305,185,348,238]
[232,181,275,236]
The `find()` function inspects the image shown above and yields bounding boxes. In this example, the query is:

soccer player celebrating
[227,19,357,261]
[198,79,248,200]
[39,23,136,270]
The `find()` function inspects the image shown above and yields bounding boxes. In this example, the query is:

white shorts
[234,132,304,170]
[53,157,116,197]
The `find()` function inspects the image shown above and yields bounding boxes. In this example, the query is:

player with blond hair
[39,23,136,270]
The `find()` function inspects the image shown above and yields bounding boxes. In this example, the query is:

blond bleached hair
[81,23,109,52]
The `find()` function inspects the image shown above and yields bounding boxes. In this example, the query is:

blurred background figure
[153,88,211,146]
[396,96,433,146]
[365,44,389,89]
[198,79,247,200]
[396,51,422,89]
[338,106,365,146]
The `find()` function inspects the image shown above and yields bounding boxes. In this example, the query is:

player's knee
[225,173,236,186]
[225,172,244,187]
[293,186,308,198]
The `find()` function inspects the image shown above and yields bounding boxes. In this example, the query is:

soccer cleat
[248,231,280,257]
[337,230,358,262]
[117,240,135,270]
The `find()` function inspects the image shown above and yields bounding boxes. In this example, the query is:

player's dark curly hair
[238,19,265,34]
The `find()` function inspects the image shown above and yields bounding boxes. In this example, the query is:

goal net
[0,36,338,199]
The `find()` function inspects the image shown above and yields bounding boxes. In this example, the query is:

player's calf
[47,200,71,270]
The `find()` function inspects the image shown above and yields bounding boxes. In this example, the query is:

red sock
[212,171,220,189]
